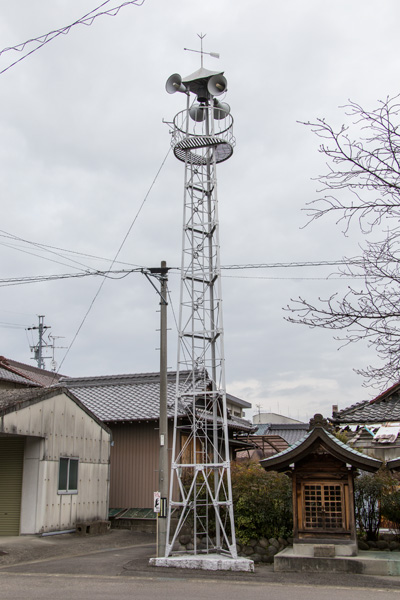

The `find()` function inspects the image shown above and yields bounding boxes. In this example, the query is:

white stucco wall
[2,391,110,534]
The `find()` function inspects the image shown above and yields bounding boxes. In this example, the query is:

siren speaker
[207,74,227,96]
[166,73,187,94]
[189,103,206,122]
[213,100,230,120]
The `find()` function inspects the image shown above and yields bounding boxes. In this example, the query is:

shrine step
[274,547,400,576]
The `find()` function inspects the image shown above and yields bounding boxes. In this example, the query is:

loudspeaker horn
[213,100,230,120]
[166,73,187,94]
[207,74,227,96]
[189,103,206,122]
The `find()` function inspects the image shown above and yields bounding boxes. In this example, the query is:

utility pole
[143,262,169,557]
[27,315,50,369]
[157,261,168,557]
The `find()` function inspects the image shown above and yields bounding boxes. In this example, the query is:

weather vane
[184,33,219,68]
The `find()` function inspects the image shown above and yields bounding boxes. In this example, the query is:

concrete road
[2,572,400,600]
[3,531,400,598]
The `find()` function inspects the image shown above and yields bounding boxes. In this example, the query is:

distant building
[253,412,303,425]
[237,413,308,461]
[331,383,400,461]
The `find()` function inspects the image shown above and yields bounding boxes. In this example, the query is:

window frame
[58,456,79,495]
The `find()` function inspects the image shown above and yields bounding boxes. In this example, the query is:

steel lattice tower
[164,59,237,558]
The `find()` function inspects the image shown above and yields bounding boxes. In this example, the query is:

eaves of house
[0,356,63,388]
[332,383,400,425]
[57,370,253,432]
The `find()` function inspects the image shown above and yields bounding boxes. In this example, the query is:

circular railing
[171,107,235,165]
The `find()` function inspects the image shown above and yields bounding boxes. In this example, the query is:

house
[0,355,62,389]
[0,386,111,535]
[59,370,253,516]
[331,382,400,461]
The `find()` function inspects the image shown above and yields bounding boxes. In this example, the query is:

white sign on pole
[154,491,161,513]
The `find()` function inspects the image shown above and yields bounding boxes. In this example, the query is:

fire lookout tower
[164,53,237,559]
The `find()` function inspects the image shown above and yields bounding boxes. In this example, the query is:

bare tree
[286,96,400,389]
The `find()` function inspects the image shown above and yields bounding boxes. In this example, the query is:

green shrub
[231,461,292,544]
[381,489,400,534]
[354,469,396,540]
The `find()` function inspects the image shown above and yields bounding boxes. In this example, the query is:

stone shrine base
[149,553,254,572]
[275,546,400,576]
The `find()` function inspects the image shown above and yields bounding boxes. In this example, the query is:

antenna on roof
[26,315,65,370]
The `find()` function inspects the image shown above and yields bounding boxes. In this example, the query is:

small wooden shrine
[260,414,382,556]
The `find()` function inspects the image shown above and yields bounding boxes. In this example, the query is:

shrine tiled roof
[260,424,382,473]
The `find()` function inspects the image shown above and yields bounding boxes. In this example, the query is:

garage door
[0,437,25,535]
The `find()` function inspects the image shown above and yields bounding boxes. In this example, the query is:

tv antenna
[27,315,65,370]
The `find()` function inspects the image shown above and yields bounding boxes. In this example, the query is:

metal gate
[0,437,25,535]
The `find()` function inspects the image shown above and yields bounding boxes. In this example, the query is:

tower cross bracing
[165,65,237,558]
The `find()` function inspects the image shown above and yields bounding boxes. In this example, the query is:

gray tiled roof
[0,356,63,387]
[0,366,40,386]
[333,384,400,424]
[253,422,308,445]
[58,370,253,431]
[0,387,47,411]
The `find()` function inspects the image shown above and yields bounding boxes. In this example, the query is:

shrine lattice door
[302,482,345,531]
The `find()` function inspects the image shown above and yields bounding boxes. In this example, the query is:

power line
[0,268,144,288]
[0,321,27,329]
[0,265,369,288]
[0,228,366,273]
[0,1,146,76]
[222,274,364,280]
[0,232,95,272]
[220,260,361,270]
[57,145,172,372]
[0,231,143,270]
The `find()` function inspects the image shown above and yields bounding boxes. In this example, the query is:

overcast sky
[1,0,399,422]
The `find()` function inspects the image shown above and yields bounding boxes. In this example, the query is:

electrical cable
[0,321,27,329]
[0,227,368,273]
[0,234,96,272]
[220,260,361,270]
[222,274,365,281]
[0,262,369,288]
[0,1,146,76]
[0,268,144,288]
[0,230,143,270]
[57,145,172,372]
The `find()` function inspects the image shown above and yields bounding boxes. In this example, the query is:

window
[58,457,79,494]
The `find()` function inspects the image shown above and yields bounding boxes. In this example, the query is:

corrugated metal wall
[2,393,111,534]
[109,422,175,509]
[110,422,158,508]
[0,437,24,535]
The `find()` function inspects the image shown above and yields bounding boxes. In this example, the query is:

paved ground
[2,529,400,592]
